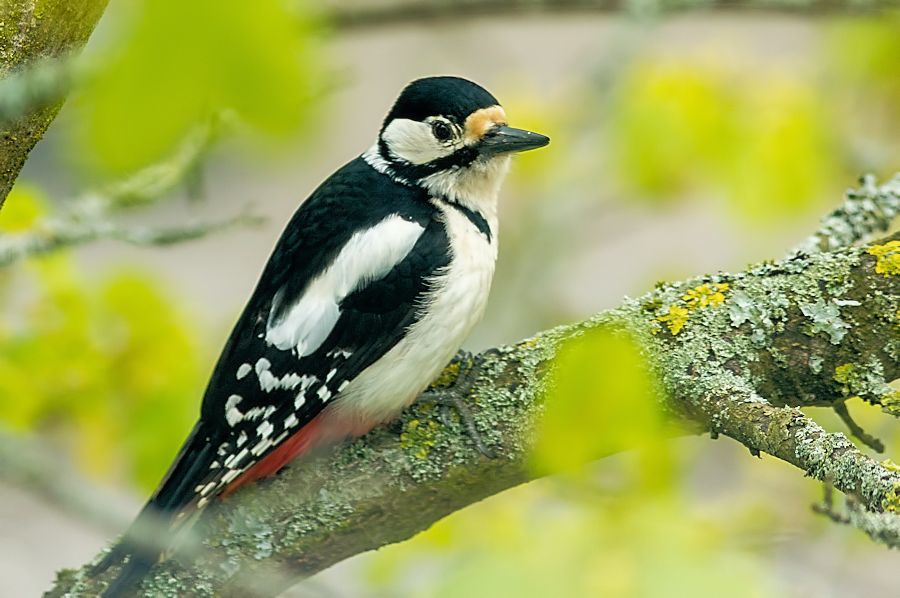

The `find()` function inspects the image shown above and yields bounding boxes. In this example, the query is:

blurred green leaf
[530,326,670,488]
[609,57,844,220]
[73,0,324,174]
[0,185,47,232]
[0,190,205,489]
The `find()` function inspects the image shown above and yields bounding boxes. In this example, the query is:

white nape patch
[362,144,397,177]
[236,363,252,380]
[380,117,460,165]
[285,413,299,428]
[265,215,424,356]
[225,394,244,427]
[317,386,332,402]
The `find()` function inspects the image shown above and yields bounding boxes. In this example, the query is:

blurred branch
[0,122,265,267]
[0,425,133,534]
[0,0,109,209]
[326,0,900,29]
[0,209,264,267]
[47,174,900,597]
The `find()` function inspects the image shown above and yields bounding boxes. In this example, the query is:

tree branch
[45,175,900,597]
[0,0,109,209]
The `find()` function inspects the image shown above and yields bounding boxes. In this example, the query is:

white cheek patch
[382,118,458,165]
[265,215,425,356]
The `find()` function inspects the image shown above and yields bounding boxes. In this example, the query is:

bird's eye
[431,121,453,142]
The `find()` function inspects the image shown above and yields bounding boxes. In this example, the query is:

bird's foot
[417,351,496,458]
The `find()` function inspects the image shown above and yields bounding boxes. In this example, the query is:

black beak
[479,125,550,156]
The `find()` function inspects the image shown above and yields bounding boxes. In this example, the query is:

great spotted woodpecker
[96,76,548,594]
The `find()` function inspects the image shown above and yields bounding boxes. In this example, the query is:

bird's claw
[418,351,496,459]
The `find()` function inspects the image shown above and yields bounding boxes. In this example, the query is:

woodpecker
[95,76,548,594]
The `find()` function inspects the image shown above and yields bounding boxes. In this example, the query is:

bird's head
[369,76,549,209]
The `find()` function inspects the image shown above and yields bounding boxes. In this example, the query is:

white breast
[333,201,498,427]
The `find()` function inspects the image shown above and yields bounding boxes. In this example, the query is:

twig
[833,401,885,453]
[0,210,265,267]
[0,120,265,267]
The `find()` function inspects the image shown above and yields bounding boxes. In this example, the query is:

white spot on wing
[317,386,332,402]
[225,394,243,427]
[338,380,350,392]
[237,431,248,447]
[265,215,424,356]
[294,393,306,409]
[236,363,252,380]
[251,438,272,456]
[221,468,242,484]
[257,421,274,438]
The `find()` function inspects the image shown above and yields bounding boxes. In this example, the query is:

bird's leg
[417,351,496,458]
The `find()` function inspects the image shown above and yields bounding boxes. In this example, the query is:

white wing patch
[265,215,425,356]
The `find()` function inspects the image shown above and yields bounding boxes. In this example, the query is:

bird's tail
[92,424,215,597]
[91,501,172,597]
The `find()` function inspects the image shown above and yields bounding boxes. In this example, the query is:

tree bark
[44,177,900,597]
[0,0,108,209]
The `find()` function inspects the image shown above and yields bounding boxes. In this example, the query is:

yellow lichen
[657,305,689,335]
[400,418,441,459]
[656,283,730,335]
[682,282,730,309]
[867,240,900,276]
[430,361,461,389]
[883,483,900,513]
[881,459,900,473]
[833,363,855,384]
